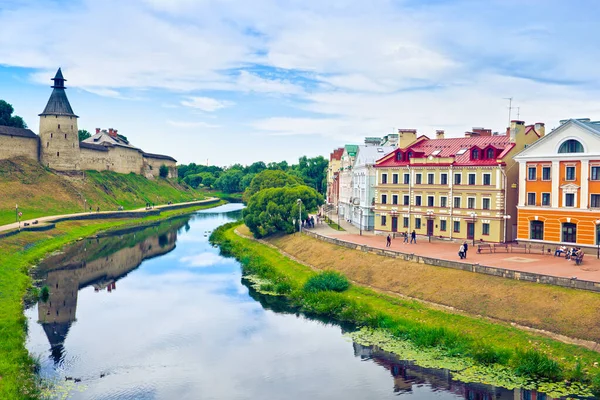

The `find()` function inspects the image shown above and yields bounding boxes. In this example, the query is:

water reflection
[26,204,562,399]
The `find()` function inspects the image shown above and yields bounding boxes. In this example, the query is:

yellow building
[373,122,544,243]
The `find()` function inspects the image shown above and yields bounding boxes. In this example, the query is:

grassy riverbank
[211,223,600,397]
[0,200,225,399]
[0,157,205,226]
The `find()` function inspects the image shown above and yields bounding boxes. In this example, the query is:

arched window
[558,139,584,153]
[487,148,494,159]
[472,149,479,159]
[396,152,402,161]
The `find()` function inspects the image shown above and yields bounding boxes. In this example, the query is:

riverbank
[211,223,600,398]
[0,200,226,399]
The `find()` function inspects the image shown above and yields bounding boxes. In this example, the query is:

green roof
[345,144,358,156]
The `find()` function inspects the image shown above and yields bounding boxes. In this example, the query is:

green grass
[304,271,350,293]
[0,157,206,226]
[0,200,224,399]
[210,222,600,396]
[323,216,344,231]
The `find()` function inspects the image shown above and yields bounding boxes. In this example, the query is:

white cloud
[236,71,304,95]
[180,97,234,112]
[167,120,220,128]
[179,252,227,267]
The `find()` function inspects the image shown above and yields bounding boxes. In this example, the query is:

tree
[214,169,244,193]
[292,155,328,194]
[240,173,256,192]
[159,164,169,178]
[78,129,91,141]
[0,100,27,128]
[183,173,204,188]
[243,185,324,238]
[198,172,216,188]
[243,169,304,203]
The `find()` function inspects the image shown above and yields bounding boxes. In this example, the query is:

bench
[509,244,529,253]
[477,243,494,253]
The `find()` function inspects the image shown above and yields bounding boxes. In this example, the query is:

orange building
[515,118,600,247]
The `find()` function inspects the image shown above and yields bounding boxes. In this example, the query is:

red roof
[330,147,344,161]
[376,135,514,167]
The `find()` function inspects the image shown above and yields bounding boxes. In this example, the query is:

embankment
[211,223,600,398]
[0,200,225,399]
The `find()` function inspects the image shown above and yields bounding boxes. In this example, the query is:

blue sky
[1,0,600,165]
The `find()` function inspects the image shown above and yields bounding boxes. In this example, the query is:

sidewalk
[307,212,600,284]
[0,198,219,234]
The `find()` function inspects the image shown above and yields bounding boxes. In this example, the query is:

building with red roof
[372,121,544,243]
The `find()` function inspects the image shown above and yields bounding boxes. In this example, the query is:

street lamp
[84,199,87,213]
[297,199,302,234]
[470,212,477,246]
[426,210,434,243]
[15,204,18,223]
[359,207,363,236]
[502,214,512,243]
[595,219,600,259]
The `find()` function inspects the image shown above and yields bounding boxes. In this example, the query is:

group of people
[386,230,417,247]
[302,215,319,229]
[554,246,585,265]
[458,242,469,259]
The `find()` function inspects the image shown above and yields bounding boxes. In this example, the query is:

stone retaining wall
[303,230,600,293]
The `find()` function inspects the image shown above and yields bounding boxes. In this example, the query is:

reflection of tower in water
[36,225,181,365]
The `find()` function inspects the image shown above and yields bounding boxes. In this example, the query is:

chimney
[472,127,492,136]
[114,129,118,136]
[435,130,445,139]
[108,128,117,138]
[534,122,545,137]
[398,129,418,148]
[509,120,525,142]
[96,128,101,134]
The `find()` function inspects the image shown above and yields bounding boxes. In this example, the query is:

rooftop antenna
[504,97,514,127]
[206,158,209,166]
[516,107,521,120]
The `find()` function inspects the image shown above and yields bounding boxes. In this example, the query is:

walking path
[0,198,219,235]
[311,213,600,284]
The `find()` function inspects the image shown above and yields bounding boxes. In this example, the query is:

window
[56,152,59,157]
[542,193,551,206]
[403,217,409,228]
[396,152,403,162]
[427,196,434,207]
[403,173,410,184]
[415,218,421,229]
[592,166,600,181]
[58,124,60,129]
[558,139,584,153]
[472,149,479,159]
[392,174,398,184]
[483,174,491,185]
[440,220,447,231]
[382,194,387,204]
[562,222,577,243]
[416,173,422,184]
[482,223,490,236]
[530,221,544,240]
[381,174,388,184]
[454,173,462,185]
[407,152,413,159]
[542,166,551,181]
[453,221,460,233]
[64,133,67,139]
[467,197,475,209]
[528,167,537,181]
[51,133,53,138]
[403,195,409,205]
[591,194,600,208]
[453,197,461,208]
[440,173,448,185]
[46,142,49,148]
[427,173,434,184]
[468,173,476,185]
[527,193,536,206]
[440,196,447,208]
[381,216,387,226]
[415,195,422,206]
[565,193,575,207]
[486,148,495,159]
[392,195,398,205]
[566,166,576,181]
[482,198,490,210]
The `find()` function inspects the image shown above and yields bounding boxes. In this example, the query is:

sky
[1,0,600,166]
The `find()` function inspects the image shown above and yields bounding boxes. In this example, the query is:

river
[26,203,557,399]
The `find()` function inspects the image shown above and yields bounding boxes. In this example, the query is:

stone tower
[39,68,80,170]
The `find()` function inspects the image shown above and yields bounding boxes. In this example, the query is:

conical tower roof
[39,68,78,118]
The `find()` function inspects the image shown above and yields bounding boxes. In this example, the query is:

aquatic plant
[303,271,349,293]
[39,285,50,303]
[512,349,563,381]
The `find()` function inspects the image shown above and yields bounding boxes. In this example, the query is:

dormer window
[486,148,494,159]
[396,152,403,161]
[472,149,479,159]
[558,139,584,153]
[407,152,413,160]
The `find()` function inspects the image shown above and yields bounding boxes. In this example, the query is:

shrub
[512,349,563,381]
[472,345,511,366]
[159,164,169,178]
[303,271,350,293]
[39,285,50,303]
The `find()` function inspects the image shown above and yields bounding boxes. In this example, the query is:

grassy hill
[0,157,205,226]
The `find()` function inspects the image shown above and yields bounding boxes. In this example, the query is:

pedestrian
[310,216,315,228]
[463,241,468,258]
[410,230,416,244]
[458,243,465,259]
[386,234,391,247]
[403,231,408,244]
[97,206,100,213]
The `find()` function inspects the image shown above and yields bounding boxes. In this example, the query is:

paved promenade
[313,213,600,284]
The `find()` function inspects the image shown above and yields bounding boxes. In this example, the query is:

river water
[26,203,555,399]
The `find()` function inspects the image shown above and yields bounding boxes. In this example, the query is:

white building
[338,145,358,221]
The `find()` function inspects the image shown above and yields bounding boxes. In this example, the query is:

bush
[39,285,50,303]
[472,345,511,366]
[512,349,563,381]
[159,164,169,178]
[303,271,350,293]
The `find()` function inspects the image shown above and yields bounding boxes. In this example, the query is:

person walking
[463,241,468,259]
[403,231,409,244]
[386,234,391,247]
[410,230,416,244]
[458,243,465,259]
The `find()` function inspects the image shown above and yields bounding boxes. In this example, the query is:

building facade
[326,147,344,205]
[373,122,544,242]
[0,68,176,178]
[338,145,358,220]
[515,118,600,247]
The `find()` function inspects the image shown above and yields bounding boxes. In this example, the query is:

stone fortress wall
[0,133,39,161]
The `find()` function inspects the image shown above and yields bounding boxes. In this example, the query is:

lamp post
[84,199,87,213]
[502,214,512,243]
[470,212,477,246]
[15,204,18,223]
[297,199,302,234]
[595,219,600,259]
[426,210,434,243]
[359,207,363,236]
[337,206,340,231]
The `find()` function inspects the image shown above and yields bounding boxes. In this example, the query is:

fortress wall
[108,146,144,174]
[143,156,177,179]
[0,135,39,161]
[80,147,112,171]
